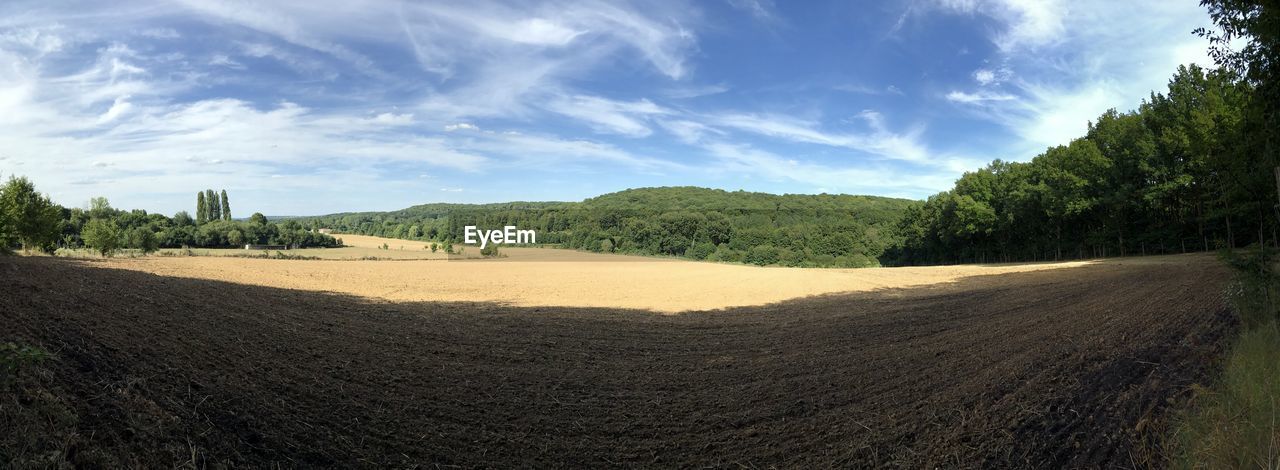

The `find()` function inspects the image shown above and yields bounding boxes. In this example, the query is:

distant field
[79,236,1212,312]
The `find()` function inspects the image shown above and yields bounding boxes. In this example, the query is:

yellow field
[66,234,1213,313]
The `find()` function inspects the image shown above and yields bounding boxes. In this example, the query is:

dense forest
[0,181,339,256]
[298,187,914,267]
[892,64,1266,263]
[891,0,1277,265]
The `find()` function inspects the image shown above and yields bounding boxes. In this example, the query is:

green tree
[196,191,207,224]
[82,218,122,257]
[127,227,159,254]
[0,176,61,253]
[249,212,268,225]
[220,189,231,221]
[227,229,245,246]
[206,189,220,221]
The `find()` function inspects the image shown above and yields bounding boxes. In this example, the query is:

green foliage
[294,187,913,267]
[0,176,62,253]
[173,211,194,227]
[220,189,231,221]
[430,242,439,253]
[196,191,207,224]
[1171,323,1280,469]
[893,64,1271,264]
[480,243,500,257]
[743,244,779,266]
[1171,250,1280,468]
[81,218,122,257]
[0,180,336,253]
[206,189,220,222]
[127,226,159,254]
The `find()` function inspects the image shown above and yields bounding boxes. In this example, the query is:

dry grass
[85,238,1215,312]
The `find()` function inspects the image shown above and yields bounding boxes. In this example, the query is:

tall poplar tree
[196,191,207,224]
[206,189,220,221]
[220,189,231,221]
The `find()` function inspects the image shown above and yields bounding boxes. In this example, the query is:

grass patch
[1171,324,1280,468]
[1169,249,1280,468]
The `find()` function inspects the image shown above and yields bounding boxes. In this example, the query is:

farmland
[1,250,1232,467]
[93,234,1104,312]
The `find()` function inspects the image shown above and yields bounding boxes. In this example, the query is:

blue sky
[0,0,1214,215]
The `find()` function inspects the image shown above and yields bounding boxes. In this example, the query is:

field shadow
[0,255,1235,468]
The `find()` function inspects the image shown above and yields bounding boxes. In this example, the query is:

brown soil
[0,255,1232,468]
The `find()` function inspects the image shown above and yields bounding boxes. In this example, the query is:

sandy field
[78,234,1213,313]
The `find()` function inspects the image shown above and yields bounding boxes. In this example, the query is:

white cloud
[927,0,1214,156]
[443,122,478,132]
[544,94,670,137]
[935,0,1066,52]
[709,111,931,163]
[972,66,1011,85]
[659,119,722,144]
[372,112,413,125]
[945,90,1016,103]
[454,130,685,173]
[701,143,955,198]
[208,54,244,69]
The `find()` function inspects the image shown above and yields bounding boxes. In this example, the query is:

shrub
[686,241,715,260]
[744,245,780,266]
[81,218,122,257]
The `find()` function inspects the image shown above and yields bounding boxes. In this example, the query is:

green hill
[297,187,916,267]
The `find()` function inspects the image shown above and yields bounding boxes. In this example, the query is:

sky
[0,0,1216,216]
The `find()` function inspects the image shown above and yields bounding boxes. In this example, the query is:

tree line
[886,0,1278,265]
[298,187,914,267]
[890,61,1274,264]
[0,180,340,256]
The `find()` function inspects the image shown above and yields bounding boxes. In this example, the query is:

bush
[81,218,122,257]
[686,241,715,260]
[127,227,160,254]
[744,245,780,266]
[480,244,500,257]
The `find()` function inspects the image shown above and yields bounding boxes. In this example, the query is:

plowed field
[0,254,1232,467]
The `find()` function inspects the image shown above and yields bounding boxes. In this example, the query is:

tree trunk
[1056,224,1062,261]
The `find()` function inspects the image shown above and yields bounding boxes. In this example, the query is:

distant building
[245,244,290,250]
[316,228,332,234]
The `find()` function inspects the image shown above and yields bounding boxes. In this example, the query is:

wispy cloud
[945,90,1016,103]
[708,111,931,163]
[545,95,671,137]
